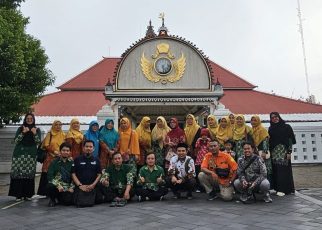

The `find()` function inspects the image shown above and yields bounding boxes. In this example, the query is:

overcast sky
[20,0,322,103]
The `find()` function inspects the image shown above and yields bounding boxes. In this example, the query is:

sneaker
[145,197,150,201]
[240,193,248,202]
[48,200,56,207]
[207,190,218,201]
[137,195,142,202]
[159,196,164,201]
[172,192,181,199]
[24,197,32,201]
[15,198,23,202]
[263,193,273,203]
[109,201,117,207]
[116,198,127,207]
[195,189,201,193]
[276,192,285,197]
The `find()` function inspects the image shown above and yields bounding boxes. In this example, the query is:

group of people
[8,111,296,207]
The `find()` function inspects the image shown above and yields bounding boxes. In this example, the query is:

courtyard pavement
[1,189,322,230]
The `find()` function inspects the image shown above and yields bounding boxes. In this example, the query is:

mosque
[32,19,322,164]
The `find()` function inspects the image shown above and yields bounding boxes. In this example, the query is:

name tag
[91,161,96,165]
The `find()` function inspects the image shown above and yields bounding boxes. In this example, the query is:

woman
[99,119,119,169]
[229,113,235,129]
[232,114,253,160]
[136,117,152,166]
[164,117,186,168]
[151,116,171,167]
[84,120,100,158]
[216,116,233,149]
[37,120,65,196]
[9,113,41,201]
[251,115,272,185]
[207,115,218,141]
[268,112,296,196]
[119,117,140,164]
[184,114,201,159]
[65,118,83,159]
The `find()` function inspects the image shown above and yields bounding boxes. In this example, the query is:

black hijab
[20,113,37,146]
[268,112,296,151]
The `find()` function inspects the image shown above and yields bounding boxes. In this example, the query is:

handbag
[74,188,96,207]
[258,150,270,159]
[37,133,52,163]
[215,168,230,178]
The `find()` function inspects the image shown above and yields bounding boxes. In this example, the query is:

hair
[242,141,255,149]
[112,152,122,159]
[224,139,235,148]
[176,142,188,150]
[145,150,155,160]
[59,142,72,151]
[83,139,95,146]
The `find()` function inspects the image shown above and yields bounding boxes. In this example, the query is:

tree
[0,2,55,126]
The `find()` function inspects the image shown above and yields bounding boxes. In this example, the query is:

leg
[198,172,216,194]
[135,187,150,201]
[149,187,168,201]
[219,184,234,201]
[183,178,196,198]
[46,183,59,207]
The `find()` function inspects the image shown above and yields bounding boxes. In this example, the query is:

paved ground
[0,164,321,230]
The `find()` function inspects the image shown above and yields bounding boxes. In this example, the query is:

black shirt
[72,155,101,185]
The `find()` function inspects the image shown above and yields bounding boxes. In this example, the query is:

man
[234,141,272,203]
[100,152,135,207]
[198,140,237,201]
[136,152,168,201]
[167,143,196,199]
[46,142,74,207]
[72,140,101,207]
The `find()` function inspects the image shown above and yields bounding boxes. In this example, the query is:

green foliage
[0,0,25,9]
[0,7,55,126]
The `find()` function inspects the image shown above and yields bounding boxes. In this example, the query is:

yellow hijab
[251,115,269,147]
[42,120,65,152]
[184,114,200,146]
[216,116,233,145]
[233,114,253,141]
[207,115,218,140]
[135,116,152,149]
[119,117,140,156]
[151,116,171,149]
[66,118,83,144]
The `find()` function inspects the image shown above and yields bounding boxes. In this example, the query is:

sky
[20,0,322,103]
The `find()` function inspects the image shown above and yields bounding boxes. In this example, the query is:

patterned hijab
[99,119,119,149]
[166,117,185,145]
[184,114,200,146]
[251,115,269,147]
[151,116,171,149]
[233,114,252,141]
[66,118,83,144]
[207,115,218,140]
[216,116,233,145]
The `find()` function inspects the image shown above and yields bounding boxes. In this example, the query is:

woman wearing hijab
[136,116,152,167]
[151,116,171,167]
[164,117,186,169]
[99,119,119,169]
[119,117,140,165]
[229,113,235,130]
[84,120,100,158]
[232,114,253,160]
[207,115,218,141]
[9,113,41,201]
[268,112,296,196]
[65,118,83,159]
[251,115,272,185]
[215,116,233,149]
[37,120,66,196]
[184,114,201,159]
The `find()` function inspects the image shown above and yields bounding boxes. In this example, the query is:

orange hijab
[119,117,140,156]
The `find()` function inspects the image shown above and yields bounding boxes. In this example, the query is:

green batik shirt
[47,158,74,191]
[137,165,165,191]
[101,164,134,194]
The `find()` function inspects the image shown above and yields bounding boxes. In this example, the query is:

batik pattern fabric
[137,165,165,191]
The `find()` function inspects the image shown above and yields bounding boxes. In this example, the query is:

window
[312,141,316,144]
[302,141,306,145]
[304,155,308,160]
[303,148,307,152]
[294,155,298,160]
[311,134,315,137]
[313,155,318,160]
[313,148,317,152]
[293,148,297,152]
[301,134,306,138]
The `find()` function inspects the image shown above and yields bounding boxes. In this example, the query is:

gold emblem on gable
[141,43,186,84]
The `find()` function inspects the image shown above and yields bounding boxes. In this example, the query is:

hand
[171,176,177,184]
[242,180,248,189]
[68,188,74,193]
[156,175,163,184]
[249,182,256,190]
[22,126,29,133]
[79,185,87,192]
[102,179,109,187]
[31,127,37,135]
[57,186,64,192]
[139,176,145,183]
[123,191,130,200]
[176,179,183,184]
[261,152,266,159]
[87,184,95,191]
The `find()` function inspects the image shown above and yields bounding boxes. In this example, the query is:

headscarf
[233,114,252,141]
[268,112,296,151]
[84,120,100,158]
[42,120,65,151]
[207,115,218,140]
[184,114,200,146]
[251,115,269,147]
[216,116,233,145]
[135,116,152,149]
[20,113,37,146]
[99,119,119,149]
[151,116,171,149]
[200,128,210,137]
[166,117,185,146]
[119,117,140,155]
[66,118,83,144]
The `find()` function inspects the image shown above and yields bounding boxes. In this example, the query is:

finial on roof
[158,12,168,36]
[145,19,156,38]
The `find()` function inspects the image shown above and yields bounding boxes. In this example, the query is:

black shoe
[48,200,56,207]
[186,192,193,200]
[172,192,181,199]
[207,190,218,201]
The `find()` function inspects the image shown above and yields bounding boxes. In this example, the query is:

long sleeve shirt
[237,155,267,186]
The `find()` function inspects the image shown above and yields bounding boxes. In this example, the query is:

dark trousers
[135,187,168,200]
[166,177,196,195]
[46,184,73,205]
[99,184,135,202]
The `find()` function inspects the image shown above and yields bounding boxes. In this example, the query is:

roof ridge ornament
[145,20,156,38]
[158,12,168,36]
